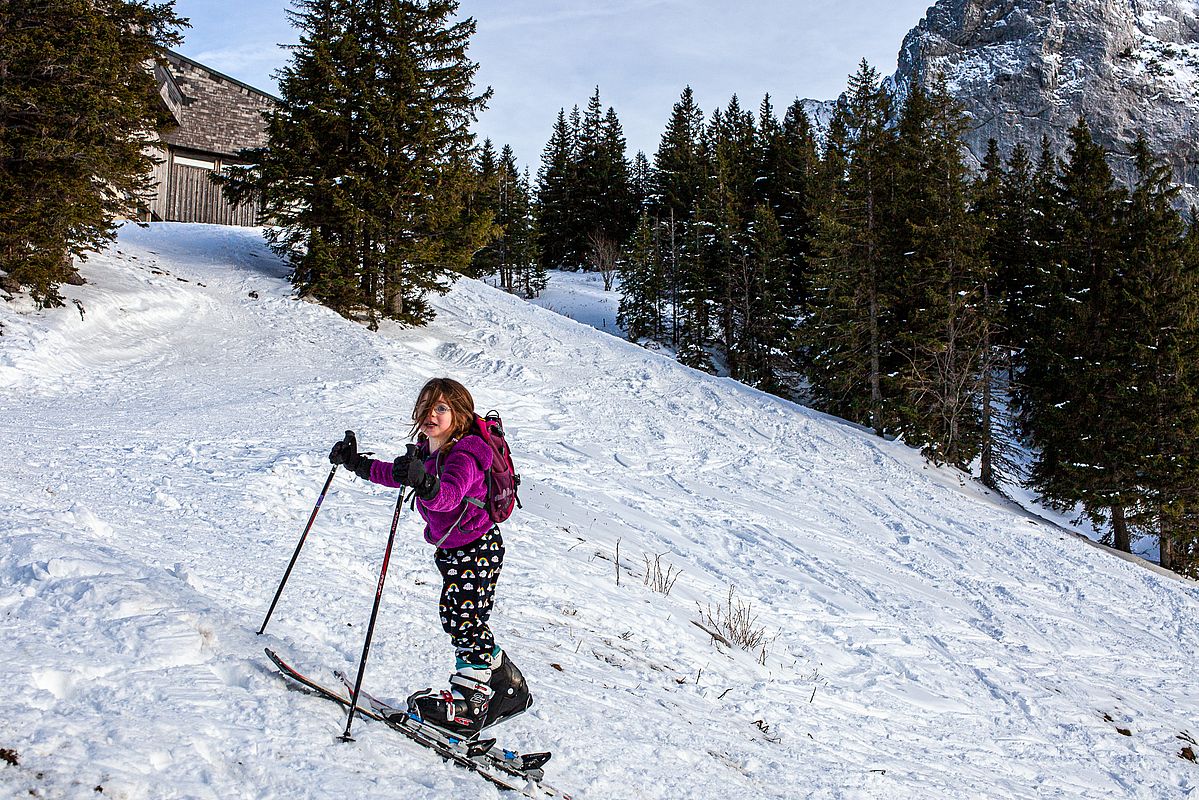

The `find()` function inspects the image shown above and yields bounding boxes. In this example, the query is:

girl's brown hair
[409,377,476,446]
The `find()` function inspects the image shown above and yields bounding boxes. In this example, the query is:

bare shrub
[586,230,621,290]
[642,552,682,595]
[699,585,773,664]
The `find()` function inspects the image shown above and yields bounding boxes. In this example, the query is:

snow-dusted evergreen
[1,224,1196,798]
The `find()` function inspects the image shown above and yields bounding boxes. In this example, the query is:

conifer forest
[522,63,1199,576]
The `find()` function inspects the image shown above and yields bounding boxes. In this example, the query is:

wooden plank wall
[166,163,259,226]
[148,147,171,222]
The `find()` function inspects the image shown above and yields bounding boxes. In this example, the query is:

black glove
[329,431,356,465]
[391,444,418,482]
[330,431,371,479]
[394,444,439,500]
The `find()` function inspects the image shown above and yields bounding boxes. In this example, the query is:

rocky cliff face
[888,0,1199,204]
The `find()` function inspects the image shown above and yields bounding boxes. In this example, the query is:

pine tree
[1019,134,1067,356]
[479,144,539,295]
[738,97,818,397]
[674,117,719,372]
[469,138,503,278]
[1165,210,1199,576]
[753,94,782,205]
[652,87,708,351]
[599,105,636,245]
[516,165,547,298]
[1020,119,1135,549]
[890,79,990,468]
[574,90,634,280]
[801,60,897,434]
[574,88,607,254]
[1009,135,1065,467]
[1120,137,1199,572]
[533,88,633,280]
[972,140,1003,483]
[630,151,653,218]
[993,142,1039,354]
[617,212,665,342]
[0,0,186,306]
[975,140,1044,491]
[675,219,715,373]
[969,138,1022,489]
[227,0,492,326]
[703,95,758,377]
[505,149,541,296]
[734,204,791,391]
[653,87,707,222]
[769,100,820,312]
[535,109,576,270]
[223,0,356,310]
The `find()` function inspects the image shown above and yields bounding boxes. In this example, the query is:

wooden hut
[148,51,277,226]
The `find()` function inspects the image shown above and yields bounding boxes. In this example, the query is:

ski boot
[484,649,533,726]
[407,662,494,738]
[407,650,533,737]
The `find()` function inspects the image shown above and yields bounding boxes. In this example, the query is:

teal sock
[456,656,489,671]
[455,646,502,671]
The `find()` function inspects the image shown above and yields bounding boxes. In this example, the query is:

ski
[264,648,571,798]
[333,670,551,774]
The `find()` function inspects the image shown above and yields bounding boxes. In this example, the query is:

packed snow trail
[0,223,1196,799]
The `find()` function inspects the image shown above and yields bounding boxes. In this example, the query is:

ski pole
[258,431,354,635]
[340,488,406,742]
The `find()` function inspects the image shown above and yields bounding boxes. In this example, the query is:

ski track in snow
[1,223,1197,799]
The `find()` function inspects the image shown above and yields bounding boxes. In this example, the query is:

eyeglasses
[430,404,451,415]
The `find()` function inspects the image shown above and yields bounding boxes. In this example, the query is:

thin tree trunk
[1112,504,1131,553]
[1159,513,1174,572]
[980,368,995,488]
[947,316,959,462]
[980,285,995,488]
[653,222,664,340]
[866,190,883,436]
[670,209,679,350]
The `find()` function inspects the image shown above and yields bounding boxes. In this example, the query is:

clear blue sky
[173,0,936,170]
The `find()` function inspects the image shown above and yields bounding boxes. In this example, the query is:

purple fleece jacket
[365,435,494,550]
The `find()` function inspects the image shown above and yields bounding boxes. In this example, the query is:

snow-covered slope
[1,224,1197,800]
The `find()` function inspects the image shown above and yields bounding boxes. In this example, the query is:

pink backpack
[466,411,521,524]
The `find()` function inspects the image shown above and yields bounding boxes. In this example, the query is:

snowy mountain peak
[891,0,1199,201]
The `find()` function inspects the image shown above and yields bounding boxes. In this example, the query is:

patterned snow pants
[434,527,505,666]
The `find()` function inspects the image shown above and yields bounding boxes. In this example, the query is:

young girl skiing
[328,377,531,736]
